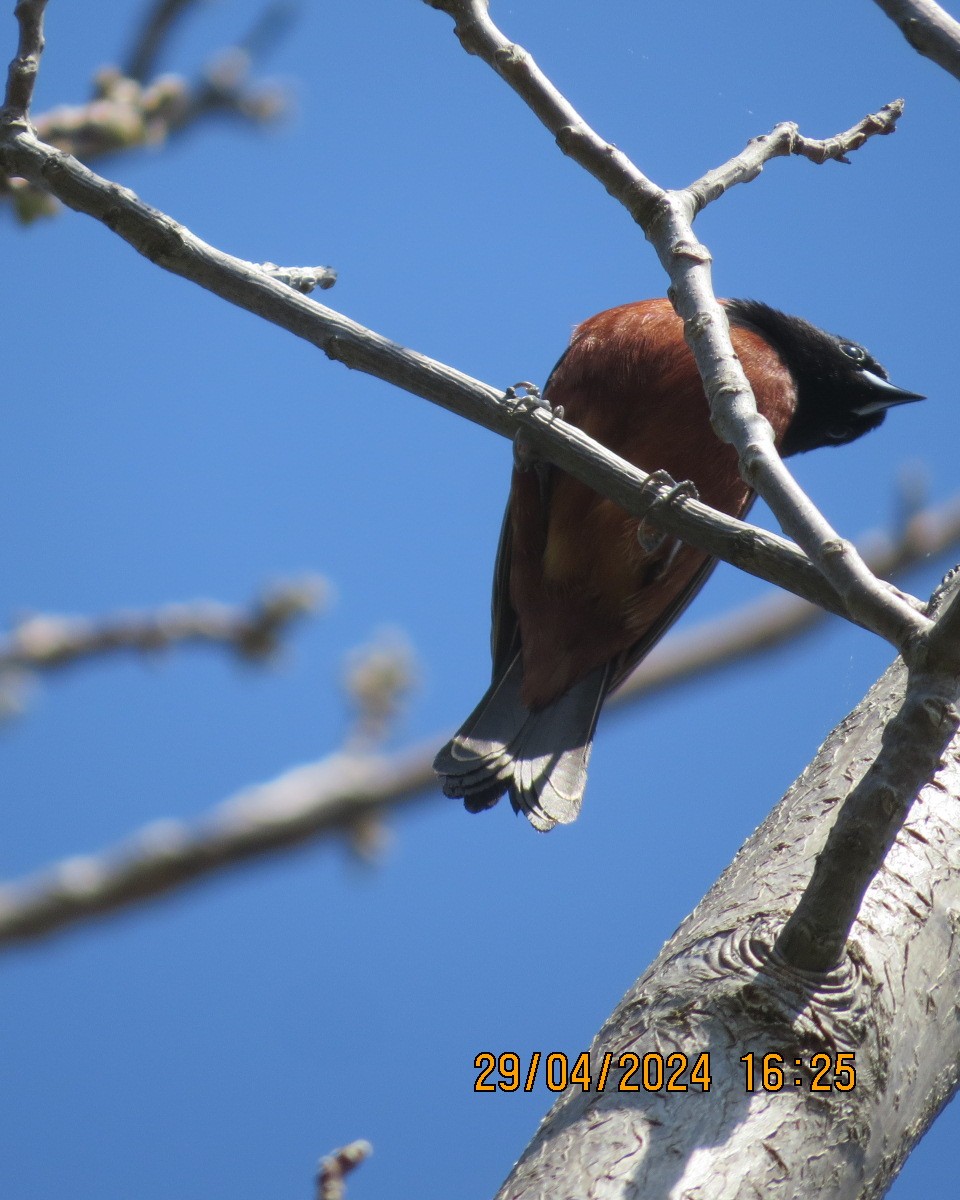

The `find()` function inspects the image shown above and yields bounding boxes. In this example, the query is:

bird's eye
[838,341,867,363]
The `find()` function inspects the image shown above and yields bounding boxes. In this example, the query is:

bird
[433,298,924,832]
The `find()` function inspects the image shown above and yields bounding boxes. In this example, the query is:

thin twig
[871,0,960,82]
[687,101,903,212]
[1,498,957,950]
[425,0,926,655]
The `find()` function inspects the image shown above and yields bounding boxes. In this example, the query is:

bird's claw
[503,381,547,412]
[506,382,563,470]
[636,471,699,552]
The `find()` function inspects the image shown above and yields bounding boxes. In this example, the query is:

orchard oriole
[434,298,924,831]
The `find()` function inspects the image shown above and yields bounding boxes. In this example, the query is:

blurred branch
[315,1140,372,1200]
[0,741,439,947]
[41,58,285,156]
[342,630,418,750]
[1,495,958,949]
[871,0,960,81]
[2,579,324,671]
[3,3,290,222]
[0,578,325,718]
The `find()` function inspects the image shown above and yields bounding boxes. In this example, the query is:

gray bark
[496,625,960,1198]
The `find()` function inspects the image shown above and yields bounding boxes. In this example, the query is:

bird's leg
[636,470,699,553]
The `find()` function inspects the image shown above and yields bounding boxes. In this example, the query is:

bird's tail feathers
[433,657,609,832]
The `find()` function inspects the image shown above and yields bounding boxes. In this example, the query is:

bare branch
[0,125,924,631]
[776,659,960,971]
[687,100,903,212]
[0,744,438,947]
[779,540,960,971]
[0,119,931,648]
[496,648,960,1197]
[4,5,288,223]
[425,0,925,654]
[2,0,47,122]
[871,0,960,82]
[315,1141,372,1200]
[0,578,325,676]
[2,498,957,950]
[424,0,661,223]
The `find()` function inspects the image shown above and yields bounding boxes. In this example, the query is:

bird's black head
[724,299,924,457]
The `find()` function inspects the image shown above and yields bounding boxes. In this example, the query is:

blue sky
[2,2,959,1197]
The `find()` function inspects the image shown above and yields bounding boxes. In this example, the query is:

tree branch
[3,4,287,222]
[616,494,960,704]
[0,578,324,676]
[777,561,960,971]
[687,100,903,212]
[2,497,957,949]
[315,1140,372,1200]
[871,0,960,81]
[33,61,286,160]
[0,743,438,946]
[494,645,960,1197]
[776,665,960,970]
[425,0,926,655]
[2,0,46,122]
[0,123,920,629]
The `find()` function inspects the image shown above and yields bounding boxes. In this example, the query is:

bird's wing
[490,346,571,677]
[489,497,520,678]
[607,493,758,693]
[607,553,722,693]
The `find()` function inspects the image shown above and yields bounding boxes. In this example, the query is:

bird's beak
[852,370,926,416]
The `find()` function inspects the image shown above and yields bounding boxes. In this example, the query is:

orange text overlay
[474,1051,857,1094]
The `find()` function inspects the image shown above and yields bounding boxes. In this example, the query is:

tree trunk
[496,628,960,1198]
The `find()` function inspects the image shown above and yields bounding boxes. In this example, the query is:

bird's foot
[636,470,699,552]
[503,381,548,415]
[505,382,564,470]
